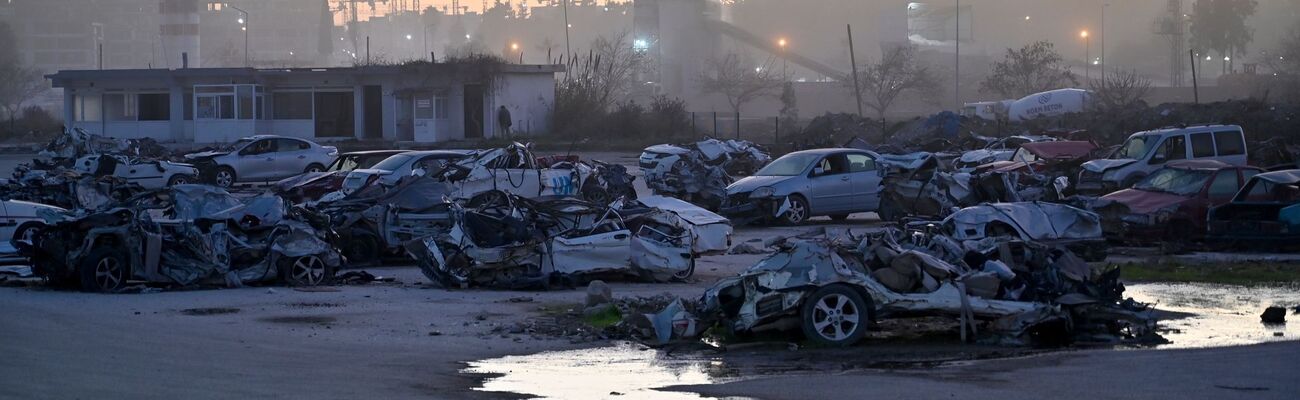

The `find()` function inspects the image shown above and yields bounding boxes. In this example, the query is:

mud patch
[259,315,337,324]
[181,307,241,316]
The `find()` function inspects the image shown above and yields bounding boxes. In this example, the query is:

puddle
[465,342,730,400]
[465,282,1299,399]
[1127,282,1299,349]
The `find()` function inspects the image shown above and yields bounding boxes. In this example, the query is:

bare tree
[1189,0,1259,73]
[697,52,783,118]
[551,32,652,137]
[1088,68,1154,112]
[0,64,48,131]
[980,41,1079,99]
[846,45,939,121]
[1264,22,1300,103]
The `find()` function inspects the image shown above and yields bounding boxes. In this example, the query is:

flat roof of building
[47,63,565,86]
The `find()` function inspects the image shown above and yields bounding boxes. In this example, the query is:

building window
[273,92,313,119]
[138,93,171,121]
[435,96,449,120]
[237,85,254,120]
[75,94,102,121]
[104,93,136,121]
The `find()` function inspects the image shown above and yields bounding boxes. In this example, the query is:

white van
[1077,125,1248,194]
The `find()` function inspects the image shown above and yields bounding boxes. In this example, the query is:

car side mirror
[813,166,825,176]
[1149,155,1166,165]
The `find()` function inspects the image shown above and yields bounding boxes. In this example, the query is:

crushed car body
[426,143,635,205]
[668,227,1154,347]
[640,139,771,209]
[20,185,342,292]
[405,192,731,289]
[1091,160,1259,243]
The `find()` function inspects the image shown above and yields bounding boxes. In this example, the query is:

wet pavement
[464,282,1300,400]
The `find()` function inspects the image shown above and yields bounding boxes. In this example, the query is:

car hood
[184,150,229,160]
[959,149,1008,164]
[161,160,197,169]
[1099,189,1191,214]
[644,144,690,155]
[728,175,796,194]
[1083,159,1136,173]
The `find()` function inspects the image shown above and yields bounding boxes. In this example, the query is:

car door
[275,138,312,178]
[118,159,167,188]
[236,139,278,180]
[0,201,13,241]
[808,153,853,213]
[844,152,883,212]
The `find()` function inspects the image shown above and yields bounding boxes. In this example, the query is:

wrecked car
[21,185,341,292]
[639,138,771,177]
[1207,169,1300,249]
[721,148,884,225]
[426,143,635,204]
[338,150,474,195]
[954,135,1057,171]
[929,202,1107,261]
[406,192,722,289]
[694,230,1153,347]
[184,135,339,187]
[274,150,408,202]
[39,128,169,160]
[0,199,66,245]
[73,154,198,188]
[1077,125,1248,195]
[1093,160,1260,244]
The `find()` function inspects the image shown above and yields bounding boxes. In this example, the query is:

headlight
[751,187,775,198]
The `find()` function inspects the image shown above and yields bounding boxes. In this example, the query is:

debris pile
[640,139,771,209]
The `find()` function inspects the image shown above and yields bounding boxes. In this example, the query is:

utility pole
[954,0,961,109]
[1101,2,1108,74]
[228,5,250,68]
[562,0,571,59]
[846,25,864,117]
[1190,49,1200,104]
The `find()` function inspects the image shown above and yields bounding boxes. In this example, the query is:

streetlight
[1081,30,1090,82]
[225,3,249,68]
[777,37,788,80]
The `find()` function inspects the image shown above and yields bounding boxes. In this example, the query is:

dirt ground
[1,151,1298,399]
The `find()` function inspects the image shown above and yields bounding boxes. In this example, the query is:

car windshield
[1010,148,1040,164]
[755,153,821,176]
[330,153,397,172]
[221,139,252,152]
[371,154,415,172]
[1113,134,1157,159]
[1135,168,1212,196]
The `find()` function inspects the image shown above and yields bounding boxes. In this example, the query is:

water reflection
[465,342,734,400]
[1127,282,1298,349]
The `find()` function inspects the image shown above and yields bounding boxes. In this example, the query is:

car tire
[343,229,382,268]
[12,222,43,247]
[279,255,335,286]
[304,163,326,173]
[167,174,194,186]
[581,184,611,205]
[800,285,871,347]
[829,214,850,221]
[780,195,810,225]
[214,167,237,188]
[671,257,696,281]
[78,246,130,293]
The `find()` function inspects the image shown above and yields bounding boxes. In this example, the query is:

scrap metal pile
[641,210,1152,347]
[640,139,771,209]
[405,191,732,290]
[2,129,196,208]
[19,185,341,292]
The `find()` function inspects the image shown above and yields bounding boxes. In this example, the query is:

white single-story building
[46,63,561,144]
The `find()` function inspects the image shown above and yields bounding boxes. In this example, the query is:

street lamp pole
[778,38,788,81]
[227,4,250,68]
[1081,30,1090,82]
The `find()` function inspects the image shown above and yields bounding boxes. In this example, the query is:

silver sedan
[720,148,884,225]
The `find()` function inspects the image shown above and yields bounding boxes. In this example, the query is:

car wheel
[167,174,193,186]
[12,222,42,246]
[800,285,871,347]
[468,190,508,208]
[305,163,326,173]
[581,184,611,205]
[343,229,382,268]
[78,247,129,293]
[671,257,696,281]
[781,195,810,225]
[877,197,903,222]
[829,214,850,221]
[214,167,237,188]
[280,255,334,286]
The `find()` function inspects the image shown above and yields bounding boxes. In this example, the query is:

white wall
[492,73,556,137]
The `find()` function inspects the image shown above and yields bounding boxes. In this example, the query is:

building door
[413,93,437,142]
[463,84,484,139]
[363,86,383,139]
